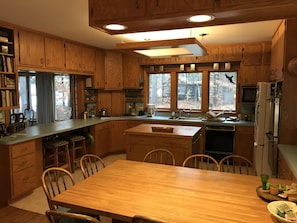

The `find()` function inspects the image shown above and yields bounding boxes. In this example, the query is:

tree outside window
[209,71,237,111]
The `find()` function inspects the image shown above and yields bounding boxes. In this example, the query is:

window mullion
[171,71,177,111]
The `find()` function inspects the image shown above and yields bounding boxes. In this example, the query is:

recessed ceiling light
[187,15,215,23]
[104,24,127,31]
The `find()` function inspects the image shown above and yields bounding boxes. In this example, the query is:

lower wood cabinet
[125,124,202,166]
[88,122,111,157]
[0,139,38,205]
[234,126,254,162]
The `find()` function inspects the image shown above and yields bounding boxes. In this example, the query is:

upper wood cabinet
[270,20,285,81]
[65,42,95,73]
[18,30,45,67]
[65,42,82,71]
[123,54,143,89]
[44,37,65,69]
[93,49,105,89]
[81,46,96,73]
[105,51,123,90]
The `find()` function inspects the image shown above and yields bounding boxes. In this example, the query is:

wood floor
[0,206,48,223]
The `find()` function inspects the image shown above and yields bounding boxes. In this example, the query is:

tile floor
[10,153,126,223]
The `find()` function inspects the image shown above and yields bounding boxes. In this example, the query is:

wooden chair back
[80,153,106,179]
[41,167,75,210]
[132,215,164,223]
[182,154,220,171]
[46,210,100,223]
[143,149,175,165]
[219,155,257,175]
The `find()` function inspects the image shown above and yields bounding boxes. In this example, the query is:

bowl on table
[267,201,297,223]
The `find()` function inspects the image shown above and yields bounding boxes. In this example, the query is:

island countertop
[125,123,201,138]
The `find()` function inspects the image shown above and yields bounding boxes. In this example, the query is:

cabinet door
[93,49,105,89]
[93,122,111,157]
[111,120,128,152]
[105,51,123,90]
[111,91,125,116]
[81,46,95,73]
[123,54,143,89]
[65,42,82,71]
[234,126,254,162]
[44,37,65,69]
[98,91,112,112]
[18,30,45,67]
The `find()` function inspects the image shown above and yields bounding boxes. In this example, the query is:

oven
[205,125,235,161]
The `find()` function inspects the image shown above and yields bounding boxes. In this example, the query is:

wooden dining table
[51,159,291,223]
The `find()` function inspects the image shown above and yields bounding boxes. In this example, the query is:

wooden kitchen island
[125,123,202,165]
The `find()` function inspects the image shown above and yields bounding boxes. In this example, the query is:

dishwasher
[205,125,235,161]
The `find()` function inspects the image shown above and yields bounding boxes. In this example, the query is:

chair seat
[65,135,86,142]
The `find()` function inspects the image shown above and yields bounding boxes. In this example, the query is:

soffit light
[104,24,127,31]
[116,38,207,58]
[187,15,215,23]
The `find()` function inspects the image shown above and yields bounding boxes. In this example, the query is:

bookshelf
[0,26,17,109]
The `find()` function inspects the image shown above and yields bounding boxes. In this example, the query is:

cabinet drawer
[127,135,189,148]
[11,140,36,158]
[11,166,36,198]
[12,153,36,173]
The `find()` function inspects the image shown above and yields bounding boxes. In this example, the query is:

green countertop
[278,144,297,178]
[0,115,254,145]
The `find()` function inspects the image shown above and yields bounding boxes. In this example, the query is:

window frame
[145,65,239,114]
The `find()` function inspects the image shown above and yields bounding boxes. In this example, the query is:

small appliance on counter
[0,123,8,137]
[98,108,109,117]
[147,104,155,117]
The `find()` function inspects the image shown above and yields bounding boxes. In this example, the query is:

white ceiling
[0,0,281,49]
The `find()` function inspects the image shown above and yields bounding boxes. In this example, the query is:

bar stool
[65,135,87,172]
[43,138,72,173]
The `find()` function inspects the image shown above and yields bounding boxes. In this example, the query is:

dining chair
[80,153,106,179]
[46,209,100,223]
[219,155,257,175]
[41,167,76,211]
[132,215,164,223]
[182,154,220,171]
[143,149,176,165]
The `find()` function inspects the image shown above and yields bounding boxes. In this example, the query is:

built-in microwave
[241,86,257,103]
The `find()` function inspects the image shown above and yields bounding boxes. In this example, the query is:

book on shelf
[0,36,8,42]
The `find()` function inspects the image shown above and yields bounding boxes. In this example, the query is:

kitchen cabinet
[89,122,111,157]
[18,30,45,67]
[278,151,294,180]
[110,120,128,153]
[65,42,95,73]
[270,20,285,81]
[111,91,125,116]
[123,54,143,89]
[81,45,96,73]
[234,126,254,162]
[125,124,202,166]
[97,91,112,114]
[44,36,65,69]
[0,139,38,205]
[65,42,82,71]
[93,49,105,89]
[10,140,37,199]
[105,51,123,89]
